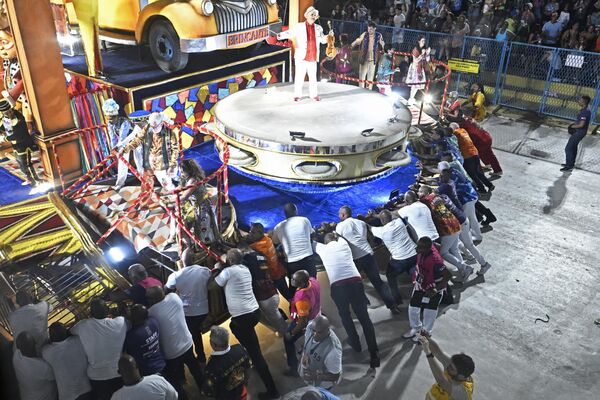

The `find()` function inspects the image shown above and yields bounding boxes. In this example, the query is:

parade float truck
[63,0,281,71]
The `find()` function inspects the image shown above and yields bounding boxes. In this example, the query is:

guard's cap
[128,110,151,122]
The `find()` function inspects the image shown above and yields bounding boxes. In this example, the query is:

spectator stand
[321,17,600,124]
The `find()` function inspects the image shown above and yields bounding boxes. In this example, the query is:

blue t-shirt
[449,166,478,205]
[575,108,591,135]
[123,317,165,376]
[542,21,562,43]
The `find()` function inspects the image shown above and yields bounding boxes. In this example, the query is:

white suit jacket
[279,21,328,61]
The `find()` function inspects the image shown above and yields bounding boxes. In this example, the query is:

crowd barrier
[322,18,600,124]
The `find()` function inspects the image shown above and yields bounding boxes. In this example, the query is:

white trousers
[115,149,145,188]
[440,233,467,273]
[358,61,376,89]
[154,169,177,239]
[259,294,287,335]
[294,59,318,98]
[459,221,486,266]
[462,200,482,241]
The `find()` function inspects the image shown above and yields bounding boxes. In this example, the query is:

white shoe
[402,328,419,339]
[477,262,492,275]
[21,181,30,186]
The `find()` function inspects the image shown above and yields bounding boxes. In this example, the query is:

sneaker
[560,166,573,172]
[347,338,362,352]
[459,265,474,282]
[402,328,419,339]
[477,262,492,275]
[21,181,30,186]
[412,334,422,343]
[313,96,321,101]
[490,171,503,177]
[389,305,401,315]
[257,390,280,400]
[488,184,495,192]
[473,239,482,246]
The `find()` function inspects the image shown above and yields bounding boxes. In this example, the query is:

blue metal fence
[321,18,600,124]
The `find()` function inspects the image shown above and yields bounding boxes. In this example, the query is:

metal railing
[321,18,600,124]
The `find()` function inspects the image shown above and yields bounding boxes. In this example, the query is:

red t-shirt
[305,22,317,62]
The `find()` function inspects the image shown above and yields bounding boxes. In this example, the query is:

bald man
[111,354,177,400]
[299,315,342,388]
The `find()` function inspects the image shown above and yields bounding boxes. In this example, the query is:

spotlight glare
[107,247,126,262]
[424,94,433,104]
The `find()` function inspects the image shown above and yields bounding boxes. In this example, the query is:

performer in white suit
[278,6,332,101]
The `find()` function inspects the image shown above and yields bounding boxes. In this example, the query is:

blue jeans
[386,255,417,303]
[564,131,587,168]
[354,253,396,308]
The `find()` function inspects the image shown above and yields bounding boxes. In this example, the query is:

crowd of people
[320,0,600,52]
[6,89,501,399]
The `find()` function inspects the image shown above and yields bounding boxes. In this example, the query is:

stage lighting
[423,94,433,104]
[289,131,305,141]
[107,247,126,263]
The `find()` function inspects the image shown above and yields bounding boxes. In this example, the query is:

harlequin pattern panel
[143,65,281,149]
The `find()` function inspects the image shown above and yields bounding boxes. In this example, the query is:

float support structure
[5,0,83,183]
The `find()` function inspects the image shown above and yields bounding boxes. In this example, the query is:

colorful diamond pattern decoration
[143,66,280,149]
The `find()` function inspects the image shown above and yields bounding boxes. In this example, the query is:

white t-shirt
[42,337,91,400]
[314,240,361,285]
[335,217,373,259]
[8,301,51,350]
[370,218,417,261]
[148,293,193,360]
[71,316,127,380]
[215,264,259,318]
[165,264,211,316]
[272,216,314,262]
[13,350,57,400]
[111,375,177,400]
[398,202,439,240]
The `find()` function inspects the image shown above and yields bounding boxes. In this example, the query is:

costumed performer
[406,35,431,106]
[128,110,151,177]
[0,99,41,194]
[277,6,332,101]
[376,44,397,96]
[351,21,385,90]
[178,158,222,247]
[0,28,33,128]
[334,33,352,83]
[122,111,180,192]
[102,99,144,191]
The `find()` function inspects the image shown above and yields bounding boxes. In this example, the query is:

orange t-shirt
[453,128,479,159]
[249,235,286,280]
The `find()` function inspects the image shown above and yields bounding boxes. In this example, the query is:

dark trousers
[287,254,317,278]
[354,253,396,308]
[164,346,204,400]
[386,255,417,303]
[463,156,493,191]
[474,201,496,222]
[15,149,39,184]
[273,276,291,301]
[330,281,378,353]
[230,309,277,394]
[89,377,122,400]
[75,392,95,400]
[564,131,587,168]
[283,319,305,369]
[185,314,208,364]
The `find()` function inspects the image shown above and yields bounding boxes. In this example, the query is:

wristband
[426,353,434,358]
